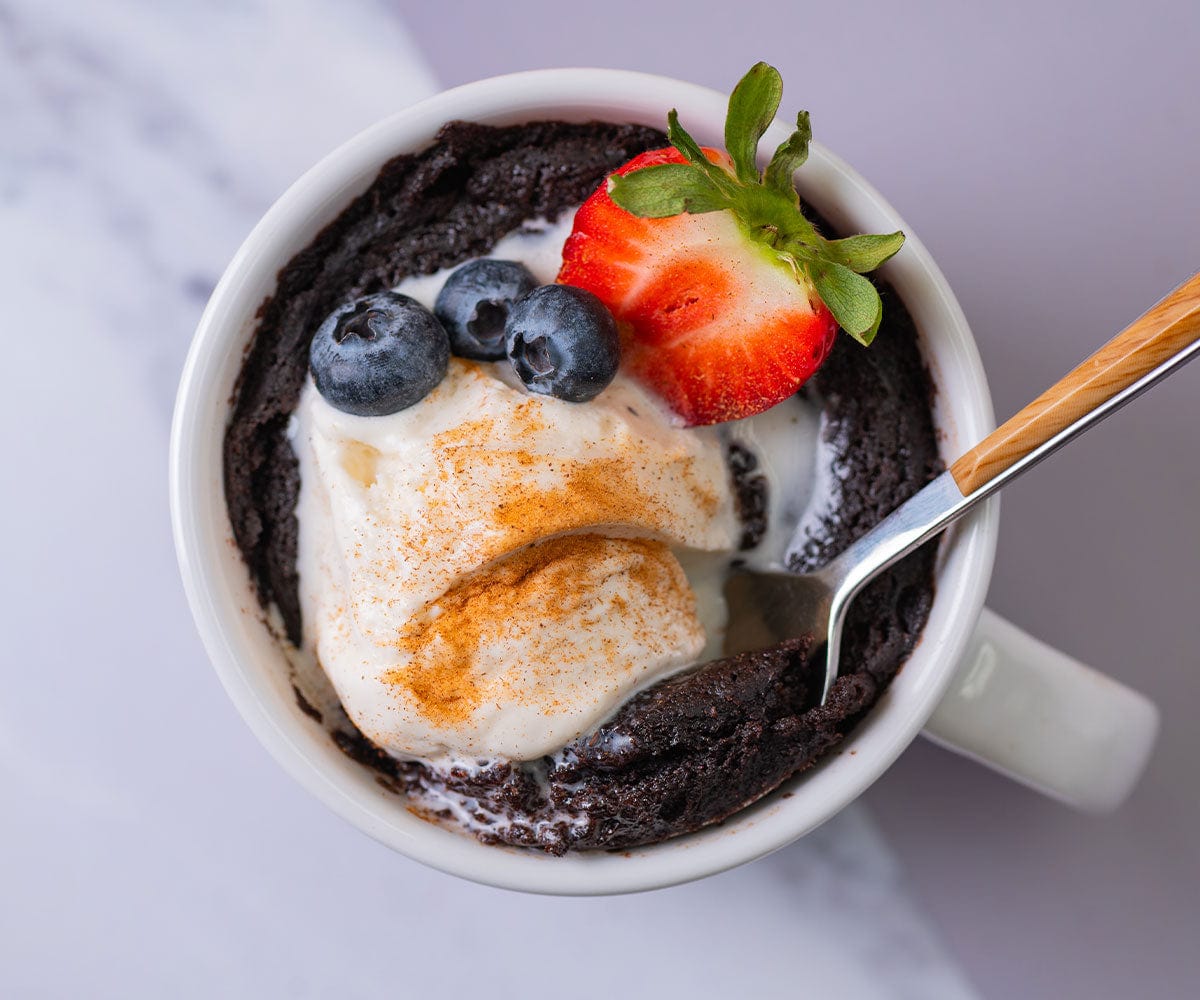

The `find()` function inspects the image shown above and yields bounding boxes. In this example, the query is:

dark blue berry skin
[308,292,449,416]
[504,284,620,403]
[434,259,537,360]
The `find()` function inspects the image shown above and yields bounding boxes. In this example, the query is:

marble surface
[1,2,978,998]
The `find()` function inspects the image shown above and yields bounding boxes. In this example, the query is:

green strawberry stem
[608,61,904,345]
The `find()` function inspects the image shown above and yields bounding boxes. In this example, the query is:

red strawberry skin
[557,147,838,426]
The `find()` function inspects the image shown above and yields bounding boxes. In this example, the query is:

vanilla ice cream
[291,357,740,762]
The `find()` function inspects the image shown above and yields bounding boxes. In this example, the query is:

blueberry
[434,259,538,360]
[504,285,620,403]
[308,292,449,416]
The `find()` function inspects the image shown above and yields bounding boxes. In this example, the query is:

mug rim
[170,67,999,895]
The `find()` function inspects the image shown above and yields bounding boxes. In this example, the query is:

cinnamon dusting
[384,533,697,728]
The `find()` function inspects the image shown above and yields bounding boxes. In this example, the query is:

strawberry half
[557,62,905,427]
[559,147,839,425]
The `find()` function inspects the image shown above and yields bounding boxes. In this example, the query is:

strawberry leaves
[665,110,741,198]
[607,164,732,217]
[810,263,885,345]
[823,232,908,274]
[607,62,905,347]
[764,111,811,199]
[725,62,784,184]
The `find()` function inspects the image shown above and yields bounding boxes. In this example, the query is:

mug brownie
[224,109,940,854]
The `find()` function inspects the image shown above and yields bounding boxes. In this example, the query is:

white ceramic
[170,69,1159,896]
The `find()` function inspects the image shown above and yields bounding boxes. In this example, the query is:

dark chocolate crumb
[224,120,941,854]
[727,440,769,550]
[292,684,323,724]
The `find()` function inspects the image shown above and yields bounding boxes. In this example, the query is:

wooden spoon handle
[951,271,1200,495]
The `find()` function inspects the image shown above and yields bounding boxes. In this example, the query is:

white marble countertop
[3,1,1197,997]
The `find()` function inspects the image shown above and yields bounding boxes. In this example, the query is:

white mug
[170,69,1159,895]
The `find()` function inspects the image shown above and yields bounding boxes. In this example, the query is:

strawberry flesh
[557,147,838,426]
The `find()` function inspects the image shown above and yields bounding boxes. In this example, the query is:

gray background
[405,0,1200,994]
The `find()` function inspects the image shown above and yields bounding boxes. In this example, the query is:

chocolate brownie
[224,120,941,853]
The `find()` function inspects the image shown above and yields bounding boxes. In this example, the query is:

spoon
[724,271,1200,704]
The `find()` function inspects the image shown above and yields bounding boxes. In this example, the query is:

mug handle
[921,607,1159,812]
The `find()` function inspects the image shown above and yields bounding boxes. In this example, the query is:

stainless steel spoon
[724,271,1200,704]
